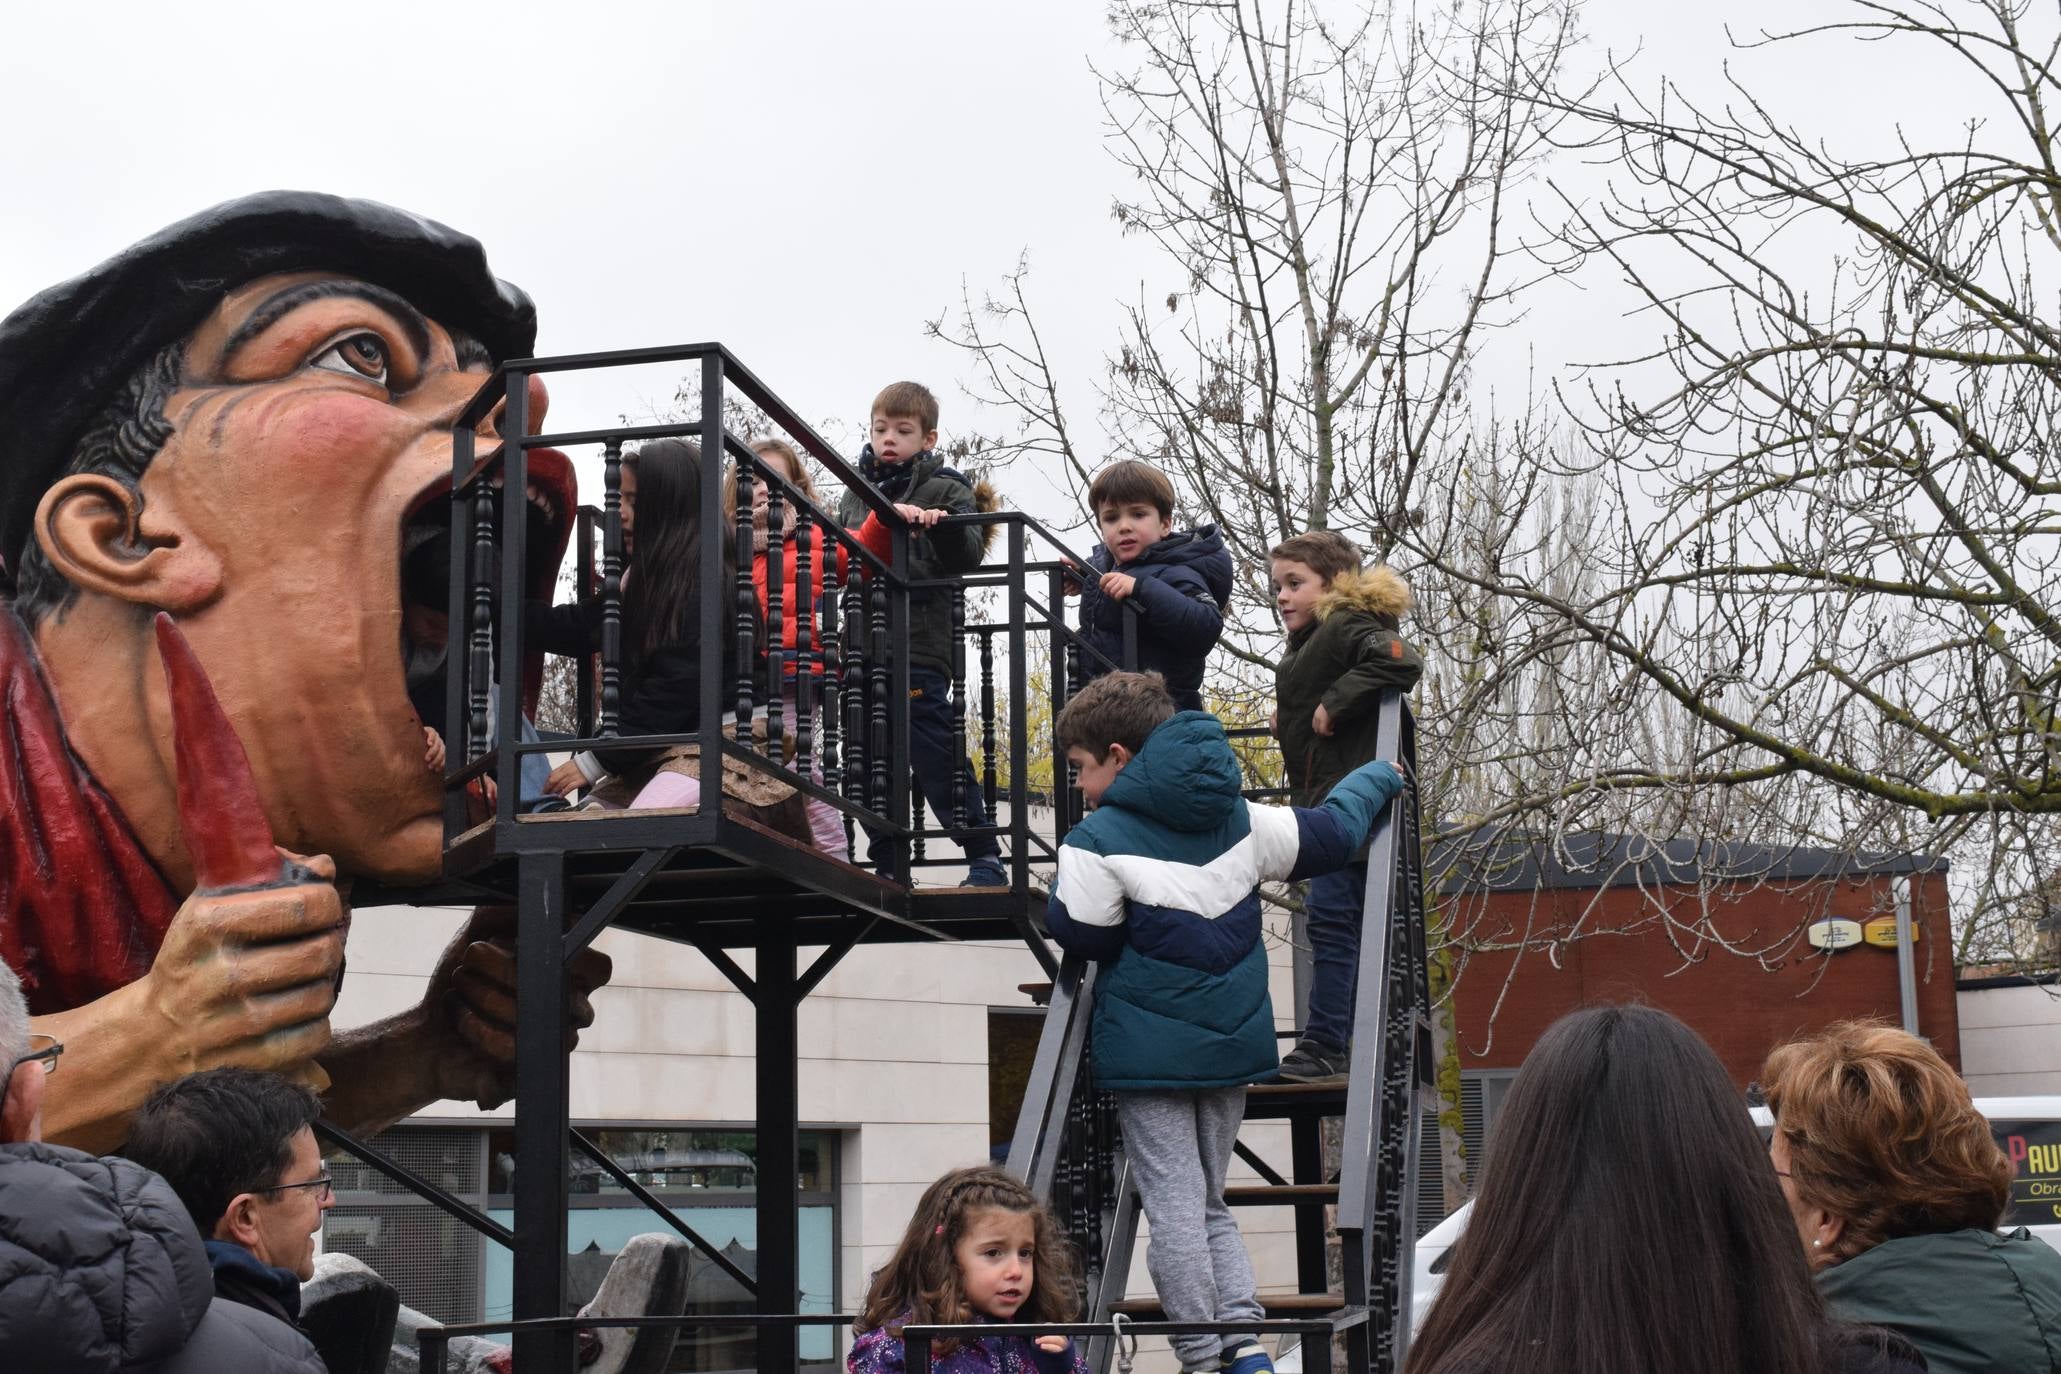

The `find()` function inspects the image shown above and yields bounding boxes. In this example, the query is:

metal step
[1241,1081,1348,1118]
[1224,1184,1339,1205]
[1110,1292,1346,1319]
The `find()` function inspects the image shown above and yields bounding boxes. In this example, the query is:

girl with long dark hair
[1404,1005,1923,1374]
[534,440,801,830]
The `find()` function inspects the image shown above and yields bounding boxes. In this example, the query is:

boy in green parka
[1270,530,1423,1083]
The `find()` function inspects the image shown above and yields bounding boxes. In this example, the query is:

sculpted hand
[131,852,345,1087]
[1313,702,1335,736]
[418,906,614,1109]
[1099,571,1137,601]
[134,613,340,1088]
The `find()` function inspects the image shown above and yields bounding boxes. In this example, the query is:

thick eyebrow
[221,279,434,363]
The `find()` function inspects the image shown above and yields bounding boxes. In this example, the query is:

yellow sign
[1863,917,1919,948]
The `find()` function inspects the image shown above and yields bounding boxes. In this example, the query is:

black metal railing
[1336,692,1433,1374]
[434,341,1142,904]
[414,1312,1349,1374]
[440,345,914,873]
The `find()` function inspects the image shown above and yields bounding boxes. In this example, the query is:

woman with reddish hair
[1764,1020,2061,1373]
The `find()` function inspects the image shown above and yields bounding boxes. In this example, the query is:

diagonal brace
[563,847,676,963]
[795,918,878,999]
[691,937,756,1002]
[569,1129,758,1296]
[315,1118,514,1249]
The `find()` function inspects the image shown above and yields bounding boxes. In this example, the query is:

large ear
[216,1192,265,1249]
[32,472,222,613]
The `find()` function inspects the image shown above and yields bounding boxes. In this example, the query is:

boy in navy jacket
[1046,672,1402,1374]
[1072,460,1232,712]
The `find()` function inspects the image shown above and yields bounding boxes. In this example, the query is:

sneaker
[1276,1037,1350,1085]
[1223,1340,1276,1374]
[964,857,1009,888]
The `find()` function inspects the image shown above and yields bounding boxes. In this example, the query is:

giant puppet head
[0,192,576,887]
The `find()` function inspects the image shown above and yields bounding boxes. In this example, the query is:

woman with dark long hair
[531,440,802,832]
[1404,1005,1922,1374]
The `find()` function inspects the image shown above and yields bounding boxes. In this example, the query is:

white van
[1408,1096,2061,1333]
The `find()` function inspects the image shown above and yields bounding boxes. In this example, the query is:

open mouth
[397,447,577,735]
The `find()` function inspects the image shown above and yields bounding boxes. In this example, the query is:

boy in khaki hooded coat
[1270,531,1422,1082]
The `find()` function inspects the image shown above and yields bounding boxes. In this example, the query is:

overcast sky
[0,0,1968,536]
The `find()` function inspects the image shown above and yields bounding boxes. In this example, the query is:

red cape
[0,606,178,1014]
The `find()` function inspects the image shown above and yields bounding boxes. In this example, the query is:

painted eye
[311,332,391,385]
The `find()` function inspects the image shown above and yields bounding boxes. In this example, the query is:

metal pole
[1895,876,1921,1037]
[512,851,575,1371]
[756,921,800,1373]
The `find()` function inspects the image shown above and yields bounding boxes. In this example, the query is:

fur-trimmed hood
[971,476,1001,554]
[1316,564,1412,624]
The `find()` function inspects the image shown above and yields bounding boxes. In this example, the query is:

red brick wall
[1445,872,1957,1087]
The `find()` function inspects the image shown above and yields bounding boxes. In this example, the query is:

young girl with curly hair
[849,1166,1086,1374]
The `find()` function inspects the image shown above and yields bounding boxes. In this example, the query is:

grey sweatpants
[1117,1087,1262,1371]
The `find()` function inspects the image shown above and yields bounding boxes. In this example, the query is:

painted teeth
[481,473,558,523]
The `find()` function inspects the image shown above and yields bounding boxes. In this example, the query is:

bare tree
[1474,0,2061,974]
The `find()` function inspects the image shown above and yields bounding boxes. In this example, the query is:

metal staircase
[1007,691,1433,1374]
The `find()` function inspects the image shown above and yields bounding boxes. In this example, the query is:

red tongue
[154,612,286,892]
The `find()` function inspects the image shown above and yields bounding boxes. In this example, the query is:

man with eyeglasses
[0,961,324,1373]
[123,1068,345,1340]
[124,1066,694,1374]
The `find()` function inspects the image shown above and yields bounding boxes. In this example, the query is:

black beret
[0,190,537,574]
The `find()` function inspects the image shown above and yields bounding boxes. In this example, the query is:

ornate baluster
[949,585,968,829]
[734,458,758,726]
[979,629,998,814]
[910,772,926,868]
[841,562,869,820]
[868,573,890,820]
[822,530,846,827]
[792,514,816,770]
[764,474,786,766]
[465,469,496,761]
[599,440,624,736]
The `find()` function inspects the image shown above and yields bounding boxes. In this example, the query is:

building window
[322,1125,840,1373]
[485,1125,841,1373]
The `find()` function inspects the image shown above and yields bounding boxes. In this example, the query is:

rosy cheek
[247,390,404,493]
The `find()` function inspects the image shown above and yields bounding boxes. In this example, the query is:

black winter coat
[527,597,742,778]
[837,448,994,674]
[0,1142,324,1374]
[1076,526,1232,712]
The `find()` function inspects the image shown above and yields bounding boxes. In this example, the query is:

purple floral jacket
[848,1315,1088,1374]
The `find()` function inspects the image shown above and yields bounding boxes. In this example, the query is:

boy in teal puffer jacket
[1045,672,1403,1374]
